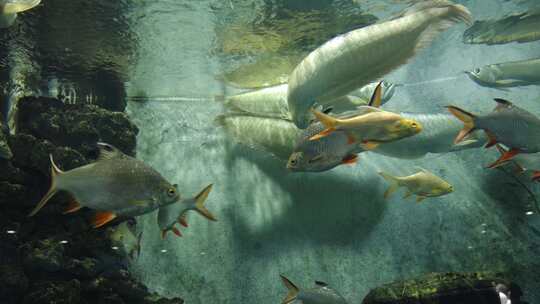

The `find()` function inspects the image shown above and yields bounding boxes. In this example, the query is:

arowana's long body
[373,113,486,159]
[466,58,540,89]
[287,0,472,128]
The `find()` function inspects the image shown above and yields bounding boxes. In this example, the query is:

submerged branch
[497,167,540,215]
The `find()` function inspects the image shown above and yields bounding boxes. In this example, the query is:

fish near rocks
[29,143,182,228]
[280,275,348,304]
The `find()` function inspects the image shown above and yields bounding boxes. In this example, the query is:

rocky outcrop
[0,96,183,304]
[361,272,525,304]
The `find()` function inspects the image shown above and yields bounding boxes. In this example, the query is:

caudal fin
[194,184,217,221]
[446,106,477,144]
[279,275,299,304]
[379,172,400,199]
[28,154,63,217]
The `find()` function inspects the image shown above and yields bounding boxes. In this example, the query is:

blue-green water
[3,0,540,303]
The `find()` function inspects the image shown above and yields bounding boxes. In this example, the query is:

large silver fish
[466,58,540,89]
[463,10,540,45]
[28,143,214,229]
[447,99,540,167]
[372,113,486,159]
[157,184,215,239]
[280,275,348,304]
[216,113,302,160]
[0,0,41,28]
[287,0,472,128]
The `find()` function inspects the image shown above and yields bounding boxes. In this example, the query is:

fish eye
[167,187,176,197]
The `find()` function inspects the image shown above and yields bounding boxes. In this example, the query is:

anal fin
[90,211,117,228]
[487,148,520,169]
[484,131,498,148]
[309,128,335,141]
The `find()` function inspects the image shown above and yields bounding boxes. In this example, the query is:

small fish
[280,275,348,304]
[287,121,362,172]
[157,184,216,239]
[287,0,472,128]
[108,220,143,260]
[379,168,454,202]
[447,99,540,164]
[29,143,183,228]
[309,107,422,150]
[466,58,540,89]
[0,0,41,28]
[493,144,540,181]
[463,10,540,45]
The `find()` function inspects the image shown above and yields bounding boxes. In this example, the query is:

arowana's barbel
[287,0,472,128]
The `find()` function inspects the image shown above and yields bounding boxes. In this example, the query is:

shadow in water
[221,143,387,249]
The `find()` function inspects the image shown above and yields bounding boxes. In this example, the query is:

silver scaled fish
[28,143,210,229]
[157,184,216,239]
[466,58,540,89]
[280,275,348,304]
[447,99,540,167]
[287,0,472,128]
[379,168,454,202]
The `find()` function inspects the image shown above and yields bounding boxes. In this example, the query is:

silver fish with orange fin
[280,275,348,304]
[28,143,209,229]
[379,169,454,203]
[493,144,540,182]
[157,184,216,239]
[447,99,540,167]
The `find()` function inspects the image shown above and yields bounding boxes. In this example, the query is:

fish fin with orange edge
[416,196,427,203]
[279,275,299,304]
[172,226,182,237]
[309,128,335,141]
[360,141,380,150]
[310,109,339,130]
[532,171,540,182]
[194,184,217,222]
[63,198,82,214]
[446,106,477,144]
[341,154,358,165]
[28,154,64,217]
[90,211,117,228]
[484,131,498,148]
[179,214,188,227]
[487,148,521,169]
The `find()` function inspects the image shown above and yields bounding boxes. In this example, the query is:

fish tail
[194,184,217,222]
[28,154,63,217]
[445,106,477,144]
[279,275,299,304]
[379,172,400,199]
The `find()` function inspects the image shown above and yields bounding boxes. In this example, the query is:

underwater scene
[1,0,540,303]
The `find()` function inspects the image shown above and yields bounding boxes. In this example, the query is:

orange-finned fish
[379,169,454,203]
[447,99,540,167]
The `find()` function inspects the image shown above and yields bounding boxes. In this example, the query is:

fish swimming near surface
[447,99,540,166]
[463,10,540,45]
[379,168,454,202]
[28,143,214,229]
[0,0,41,28]
[108,220,143,260]
[280,275,348,304]
[287,0,472,128]
[466,58,540,89]
[372,113,486,159]
[157,184,215,239]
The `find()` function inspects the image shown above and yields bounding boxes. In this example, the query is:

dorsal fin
[493,98,513,111]
[97,142,123,161]
[368,82,383,107]
[315,281,328,287]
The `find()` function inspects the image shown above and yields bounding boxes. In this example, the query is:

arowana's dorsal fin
[97,142,123,161]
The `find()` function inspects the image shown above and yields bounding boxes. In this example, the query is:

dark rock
[361,272,519,304]
[0,121,12,159]
[65,257,101,279]
[0,262,29,301]
[22,238,65,273]
[16,96,138,156]
[22,279,81,304]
